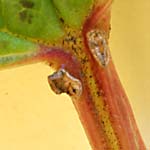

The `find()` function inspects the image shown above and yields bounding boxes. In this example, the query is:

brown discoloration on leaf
[19,10,33,24]
[19,10,28,22]
[20,0,34,9]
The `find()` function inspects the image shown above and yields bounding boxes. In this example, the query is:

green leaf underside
[0,32,38,66]
[0,32,38,55]
[0,0,93,41]
[0,52,36,67]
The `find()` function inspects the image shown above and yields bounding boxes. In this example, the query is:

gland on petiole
[86,29,110,67]
[48,69,82,100]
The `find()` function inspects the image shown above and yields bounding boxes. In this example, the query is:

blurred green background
[0,0,149,149]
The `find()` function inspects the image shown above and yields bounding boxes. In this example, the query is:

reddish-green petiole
[0,0,146,149]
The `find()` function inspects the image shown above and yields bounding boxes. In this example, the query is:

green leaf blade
[2,0,64,41]
[53,0,93,28]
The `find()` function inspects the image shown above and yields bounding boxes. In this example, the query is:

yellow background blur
[0,0,149,149]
